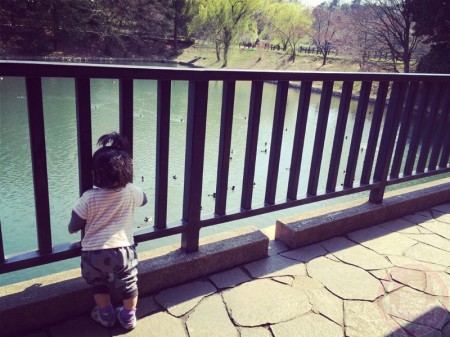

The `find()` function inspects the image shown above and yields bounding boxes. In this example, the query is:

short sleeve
[73,191,90,220]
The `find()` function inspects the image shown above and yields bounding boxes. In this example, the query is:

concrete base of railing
[275,177,450,249]
[0,226,269,337]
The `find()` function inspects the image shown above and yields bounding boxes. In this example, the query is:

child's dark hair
[92,132,133,189]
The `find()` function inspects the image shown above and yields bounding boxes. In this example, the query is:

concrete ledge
[275,178,450,249]
[0,226,269,337]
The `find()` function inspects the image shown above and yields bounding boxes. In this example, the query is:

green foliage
[188,0,261,67]
[263,2,312,62]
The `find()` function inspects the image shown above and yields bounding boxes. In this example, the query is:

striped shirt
[73,183,145,251]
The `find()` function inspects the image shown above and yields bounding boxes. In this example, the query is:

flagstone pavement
[19,203,450,337]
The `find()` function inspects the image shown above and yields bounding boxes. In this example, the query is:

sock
[120,308,136,321]
[99,304,115,321]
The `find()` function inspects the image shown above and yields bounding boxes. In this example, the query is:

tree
[410,0,450,73]
[312,2,341,66]
[264,2,312,62]
[188,0,260,67]
[337,2,382,69]
[0,0,91,54]
[364,0,424,73]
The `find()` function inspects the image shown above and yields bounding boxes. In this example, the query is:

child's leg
[81,251,116,327]
[94,293,112,308]
[114,246,139,329]
[123,295,138,310]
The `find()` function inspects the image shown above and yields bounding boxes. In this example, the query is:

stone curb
[275,178,450,249]
[0,226,269,337]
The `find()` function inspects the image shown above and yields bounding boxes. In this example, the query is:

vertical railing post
[241,81,264,210]
[265,81,289,205]
[369,81,407,203]
[361,81,389,184]
[26,77,52,254]
[75,78,93,194]
[181,80,209,253]
[404,82,433,175]
[416,83,445,172]
[287,81,312,200]
[389,81,419,178]
[429,86,450,170]
[155,80,171,229]
[119,79,134,158]
[344,81,371,188]
[326,81,353,192]
[215,81,236,216]
[307,81,333,196]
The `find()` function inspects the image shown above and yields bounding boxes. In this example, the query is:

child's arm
[68,211,87,234]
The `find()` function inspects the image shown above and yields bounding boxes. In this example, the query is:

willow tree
[189,0,261,67]
[264,2,312,62]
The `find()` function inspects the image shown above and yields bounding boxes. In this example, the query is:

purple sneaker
[91,306,116,328]
[116,306,137,330]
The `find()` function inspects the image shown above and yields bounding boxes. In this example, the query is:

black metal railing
[1,61,449,273]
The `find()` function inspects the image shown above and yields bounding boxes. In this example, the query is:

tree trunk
[215,42,221,61]
[222,29,232,68]
[322,51,327,66]
[173,2,179,52]
[223,42,229,67]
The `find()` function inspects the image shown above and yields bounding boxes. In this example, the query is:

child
[68,132,147,330]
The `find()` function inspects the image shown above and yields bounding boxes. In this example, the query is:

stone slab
[425,272,450,297]
[50,315,110,337]
[280,243,327,262]
[379,218,423,234]
[136,296,159,319]
[378,287,450,330]
[320,236,393,270]
[240,327,272,337]
[419,220,450,240]
[392,317,443,337]
[222,279,311,326]
[344,300,408,337]
[186,294,238,337]
[271,313,343,337]
[307,256,383,301]
[275,180,450,249]
[154,280,216,317]
[386,255,447,272]
[347,225,417,255]
[117,311,186,337]
[243,255,306,278]
[404,233,450,252]
[209,267,251,289]
[404,243,450,267]
[390,267,426,291]
[309,287,344,326]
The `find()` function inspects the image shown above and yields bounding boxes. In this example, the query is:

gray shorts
[81,246,138,299]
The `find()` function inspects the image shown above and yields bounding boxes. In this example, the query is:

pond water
[0,73,378,285]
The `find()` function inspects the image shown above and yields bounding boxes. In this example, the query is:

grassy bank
[174,43,393,99]
[175,43,364,72]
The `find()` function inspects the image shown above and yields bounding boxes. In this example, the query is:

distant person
[68,132,147,330]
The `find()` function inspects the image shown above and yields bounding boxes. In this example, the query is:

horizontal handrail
[2,61,450,82]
